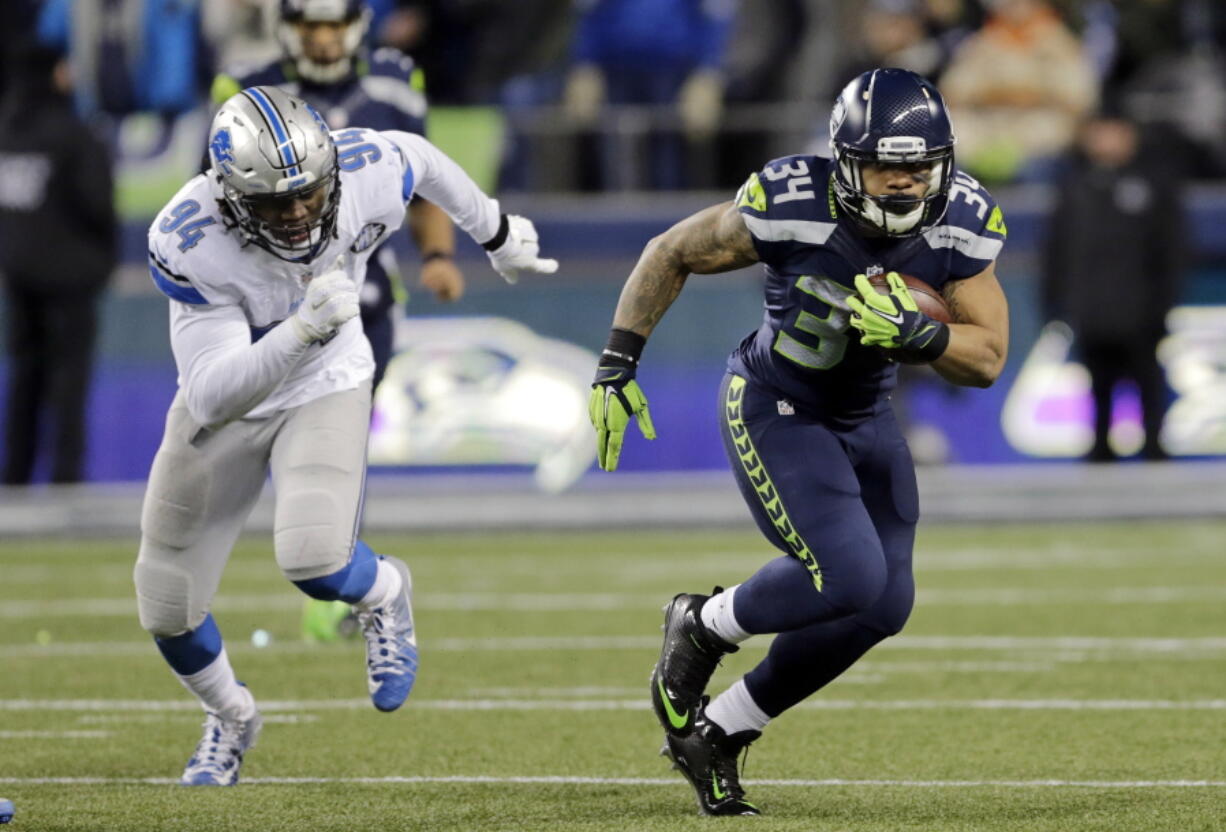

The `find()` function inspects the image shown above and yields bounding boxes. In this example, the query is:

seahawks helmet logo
[830,97,847,137]
[210,128,235,176]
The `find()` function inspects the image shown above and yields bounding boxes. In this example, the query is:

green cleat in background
[302,599,360,643]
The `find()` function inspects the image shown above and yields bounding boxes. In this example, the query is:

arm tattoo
[613,203,758,335]
[942,279,967,324]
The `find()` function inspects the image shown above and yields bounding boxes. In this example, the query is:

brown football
[866,273,951,365]
[867,273,951,324]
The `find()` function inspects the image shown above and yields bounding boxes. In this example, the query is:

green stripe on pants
[724,375,823,590]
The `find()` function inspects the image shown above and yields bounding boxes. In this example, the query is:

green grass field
[3,522,1226,831]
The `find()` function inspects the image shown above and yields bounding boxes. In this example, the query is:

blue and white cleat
[180,687,262,786]
[360,555,418,712]
[0,797,14,824]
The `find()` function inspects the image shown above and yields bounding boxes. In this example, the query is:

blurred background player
[140,86,556,785]
[589,69,1008,814]
[0,44,115,484]
[562,0,736,191]
[210,0,463,640]
[1042,106,1183,462]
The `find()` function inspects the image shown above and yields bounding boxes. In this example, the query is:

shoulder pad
[367,48,419,84]
[736,155,838,245]
[147,179,225,304]
[212,61,285,104]
[921,169,1006,273]
[358,75,427,122]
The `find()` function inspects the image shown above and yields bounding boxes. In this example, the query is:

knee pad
[274,488,354,581]
[134,557,206,638]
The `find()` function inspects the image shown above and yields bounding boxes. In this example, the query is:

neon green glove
[589,332,657,473]
[589,365,656,471]
[847,272,949,361]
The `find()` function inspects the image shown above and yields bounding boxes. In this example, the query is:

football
[867,273,952,324]
[866,273,951,365]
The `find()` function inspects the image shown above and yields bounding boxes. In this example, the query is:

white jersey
[148,129,500,426]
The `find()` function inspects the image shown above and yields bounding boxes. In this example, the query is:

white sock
[700,584,751,645]
[356,558,402,611]
[176,648,255,721]
[705,679,771,735]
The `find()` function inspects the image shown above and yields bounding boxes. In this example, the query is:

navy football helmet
[279,0,371,83]
[829,68,956,236]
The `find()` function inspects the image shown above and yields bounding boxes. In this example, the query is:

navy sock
[155,613,223,676]
[293,539,379,603]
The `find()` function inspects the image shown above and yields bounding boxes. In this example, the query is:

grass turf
[2,522,1225,831]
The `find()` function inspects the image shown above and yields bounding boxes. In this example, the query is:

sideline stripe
[1,775,1224,788]
[4,698,1226,713]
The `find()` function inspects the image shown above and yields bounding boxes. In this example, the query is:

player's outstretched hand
[292,267,359,345]
[485,215,559,284]
[847,272,945,360]
[588,362,656,472]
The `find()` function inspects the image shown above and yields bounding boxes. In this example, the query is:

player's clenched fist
[291,268,360,345]
[847,272,949,362]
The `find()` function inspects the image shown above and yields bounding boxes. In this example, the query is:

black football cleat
[650,590,737,736]
[662,704,761,816]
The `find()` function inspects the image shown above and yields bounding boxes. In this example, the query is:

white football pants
[134,382,372,637]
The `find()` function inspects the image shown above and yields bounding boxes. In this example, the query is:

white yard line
[4,698,1226,712]
[5,633,1226,659]
[0,730,110,739]
[0,775,1224,788]
[73,713,318,725]
[6,585,1226,619]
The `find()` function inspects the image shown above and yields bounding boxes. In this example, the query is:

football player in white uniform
[137,86,557,786]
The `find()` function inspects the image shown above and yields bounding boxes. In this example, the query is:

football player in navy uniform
[589,69,1009,815]
[212,0,461,641]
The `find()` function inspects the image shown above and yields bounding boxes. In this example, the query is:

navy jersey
[728,155,1006,422]
[216,48,427,136]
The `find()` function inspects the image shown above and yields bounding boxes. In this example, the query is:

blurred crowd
[0,0,1219,478]
[2,0,1226,191]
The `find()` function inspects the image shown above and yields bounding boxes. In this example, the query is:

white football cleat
[359,555,419,712]
[180,687,262,786]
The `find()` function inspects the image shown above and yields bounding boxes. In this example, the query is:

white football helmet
[207,86,341,263]
[278,0,371,84]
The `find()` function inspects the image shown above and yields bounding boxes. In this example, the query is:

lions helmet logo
[306,103,331,134]
[210,128,236,176]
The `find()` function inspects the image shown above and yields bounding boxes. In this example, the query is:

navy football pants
[718,373,918,717]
